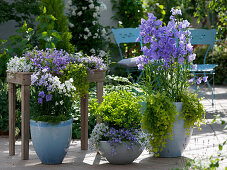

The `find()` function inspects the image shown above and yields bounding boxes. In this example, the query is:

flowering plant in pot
[136,8,206,157]
[23,48,106,164]
[89,90,150,164]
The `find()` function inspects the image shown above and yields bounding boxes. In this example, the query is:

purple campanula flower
[188,54,196,63]
[46,94,52,102]
[192,64,197,71]
[188,78,194,83]
[38,98,43,104]
[203,76,208,82]
[178,57,184,64]
[38,91,45,98]
[196,77,202,84]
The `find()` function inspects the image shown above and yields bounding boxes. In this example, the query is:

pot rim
[30,119,72,127]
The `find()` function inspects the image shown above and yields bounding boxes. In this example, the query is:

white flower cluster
[90,49,106,57]
[7,56,32,74]
[31,71,76,97]
[135,130,152,150]
[89,123,109,150]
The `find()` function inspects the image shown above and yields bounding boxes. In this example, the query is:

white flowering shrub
[7,56,32,74]
[66,0,109,57]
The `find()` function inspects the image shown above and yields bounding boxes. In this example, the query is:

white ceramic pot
[99,141,144,164]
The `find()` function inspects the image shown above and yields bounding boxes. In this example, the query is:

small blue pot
[30,119,72,164]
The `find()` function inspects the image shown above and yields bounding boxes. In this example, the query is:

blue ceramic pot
[30,119,72,164]
[158,102,193,157]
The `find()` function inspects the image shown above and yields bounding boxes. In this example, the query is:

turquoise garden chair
[112,28,143,82]
[190,29,217,106]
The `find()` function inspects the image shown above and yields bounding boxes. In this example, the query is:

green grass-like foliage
[32,115,69,124]
[142,92,177,156]
[94,90,143,130]
[181,91,205,133]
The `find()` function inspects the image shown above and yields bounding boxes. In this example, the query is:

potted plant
[89,90,150,164]
[136,8,206,157]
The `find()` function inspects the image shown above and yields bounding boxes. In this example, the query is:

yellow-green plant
[94,90,143,130]
[142,92,177,156]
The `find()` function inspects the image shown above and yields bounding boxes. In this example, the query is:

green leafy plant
[93,90,143,130]
[0,0,40,27]
[37,0,75,52]
[0,80,8,132]
[142,92,177,156]
[111,0,144,28]
[181,91,206,132]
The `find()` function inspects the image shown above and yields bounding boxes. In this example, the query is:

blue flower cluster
[136,8,193,70]
[103,127,141,154]
[25,48,71,75]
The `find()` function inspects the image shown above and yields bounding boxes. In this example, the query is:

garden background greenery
[0,0,226,139]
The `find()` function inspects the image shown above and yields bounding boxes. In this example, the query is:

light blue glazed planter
[30,119,72,164]
[158,102,193,157]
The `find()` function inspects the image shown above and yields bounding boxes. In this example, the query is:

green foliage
[71,97,97,139]
[193,44,227,84]
[143,0,192,25]
[181,91,205,132]
[94,90,143,130]
[0,80,8,131]
[7,21,34,57]
[63,63,89,98]
[111,0,144,28]
[142,92,177,156]
[0,40,10,81]
[0,0,40,27]
[32,115,69,124]
[37,0,75,52]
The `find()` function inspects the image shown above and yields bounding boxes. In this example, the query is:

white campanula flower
[92,21,97,25]
[72,10,76,16]
[60,100,64,105]
[93,12,98,18]
[7,56,32,74]
[77,11,82,16]
[84,35,88,40]
[69,22,74,28]
[90,48,96,54]
[84,27,89,32]
[89,3,95,9]
[87,32,92,37]
[42,68,48,73]
[82,7,87,10]
[98,50,106,57]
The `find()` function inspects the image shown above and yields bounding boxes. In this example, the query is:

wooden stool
[7,72,33,160]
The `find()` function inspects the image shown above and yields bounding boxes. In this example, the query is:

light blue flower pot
[30,119,72,164]
[158,102,193,157]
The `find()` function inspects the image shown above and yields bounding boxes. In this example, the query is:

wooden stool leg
[96,82,103,123]
[21,85,30,160]
[81,94,88,150]
[9,83,16,156]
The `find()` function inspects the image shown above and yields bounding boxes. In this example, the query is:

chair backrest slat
[112,28,142,60]
[190,29,216,45]
[190,29,216,64]
[112,28,141,45]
